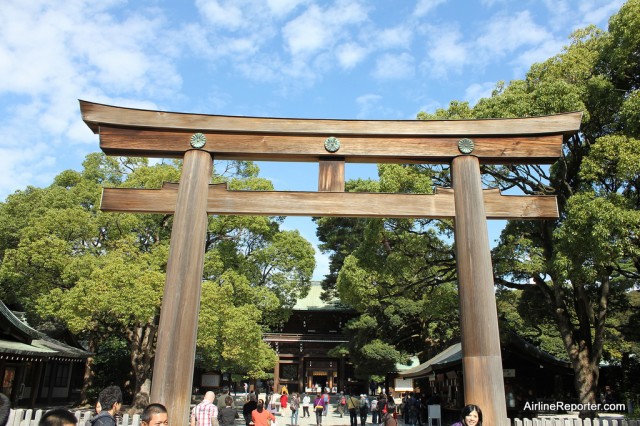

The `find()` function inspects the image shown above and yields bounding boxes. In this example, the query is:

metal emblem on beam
[458,138,475,154]
[324,136,340,153]
[190,133,207,149]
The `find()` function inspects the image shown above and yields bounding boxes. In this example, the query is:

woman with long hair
[252,400,276,426]
[451,405,482,426]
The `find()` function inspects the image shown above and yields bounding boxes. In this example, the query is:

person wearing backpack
[346,394,360,426]
[359,395,369,426]
[370,397,379,425]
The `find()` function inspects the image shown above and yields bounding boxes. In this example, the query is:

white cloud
[422,26,468,78]
[464,82,496,106]
[195,0,245,30]
[476,11,551,57]
[355,94,405,119]
[510,38,566,76]
[373,52,415,80]
[479,0,504,6]
[336,42,368,69]
[541,0,572,29]
[0,0,183,199]
[413,0,447,17]
[282,5,330,56]
[375,26,413,49]
[576,0,625,29]
[355,94,383,119]
[282,1,368,57]
[267,0,307,17]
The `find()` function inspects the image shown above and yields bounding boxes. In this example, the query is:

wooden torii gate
[80,100,581,426]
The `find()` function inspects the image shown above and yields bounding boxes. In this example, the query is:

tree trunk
[572,348,600,418]
[535,272,606,419]
[127,317,158,408]
[80,335,99,406]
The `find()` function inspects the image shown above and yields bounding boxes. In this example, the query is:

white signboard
[394,378,414,392]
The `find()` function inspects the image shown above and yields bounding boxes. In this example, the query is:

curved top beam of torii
[80,100,582,164]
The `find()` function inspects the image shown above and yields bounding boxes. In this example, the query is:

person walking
[219,396,239,426]
[191,391,219,426]
[451,405,482,426]
[40,409,78,426]
[91,386,123,426]
[302,393,311,418]
[359,395,369,426]
[313,394,325,426]
[381,400,397,426]
[242,394,258,426]
[370,397,379,425]
[322,391,329,416]
[280,391,289,418]
[289,393,300,426]
[346,394,360,426]
[338,393,347,418]
[218,388,232,412]
[140,404,169,426]
[252,400,276,426]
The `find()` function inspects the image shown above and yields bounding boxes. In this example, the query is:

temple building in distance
[263,281,359,394]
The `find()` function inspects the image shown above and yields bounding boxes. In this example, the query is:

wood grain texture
[81,100,582,136]
[150,150,212,426]
[463,356,510,426]
[318,159,345,192]
[100,184,558,219]
[98,126,564,164]
[452,156,508,426]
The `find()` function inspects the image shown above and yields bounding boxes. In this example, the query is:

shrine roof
[293,282,349,311]
[0,301,91,360]
[399,329,571,379]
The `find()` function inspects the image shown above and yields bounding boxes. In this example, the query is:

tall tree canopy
[317,0,640,412]
[0,154,315,402]
[315,166,460,377]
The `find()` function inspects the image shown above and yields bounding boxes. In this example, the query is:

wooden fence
[8,409,639,426]
[8,409,139,426]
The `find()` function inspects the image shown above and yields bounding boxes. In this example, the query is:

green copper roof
[293,281,349,311]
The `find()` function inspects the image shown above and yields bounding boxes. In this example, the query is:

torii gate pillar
[453,155,507,426]
[150,149,212,424]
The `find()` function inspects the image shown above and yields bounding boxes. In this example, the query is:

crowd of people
[0,383,482,426]
[239,388,403,426]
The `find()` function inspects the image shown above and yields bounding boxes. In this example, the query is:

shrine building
[263,281,359,394]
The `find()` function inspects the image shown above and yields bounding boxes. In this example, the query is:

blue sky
[0,0,625,279]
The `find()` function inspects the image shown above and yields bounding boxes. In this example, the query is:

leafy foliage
[0,153,315,400]
[316,2,640,408]
[315,165,458,375]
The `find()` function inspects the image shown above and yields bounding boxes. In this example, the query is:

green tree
[315,165,459,374]
[314,1,640,412]
[422,2,640,414]
[197,271,278,378]
[0,153,315,404]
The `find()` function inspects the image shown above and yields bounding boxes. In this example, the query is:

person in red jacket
[280,391,289,417]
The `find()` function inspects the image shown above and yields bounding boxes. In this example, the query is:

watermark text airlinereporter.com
[523,401,627,412]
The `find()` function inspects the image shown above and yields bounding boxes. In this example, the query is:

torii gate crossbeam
[80,100,581,426]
